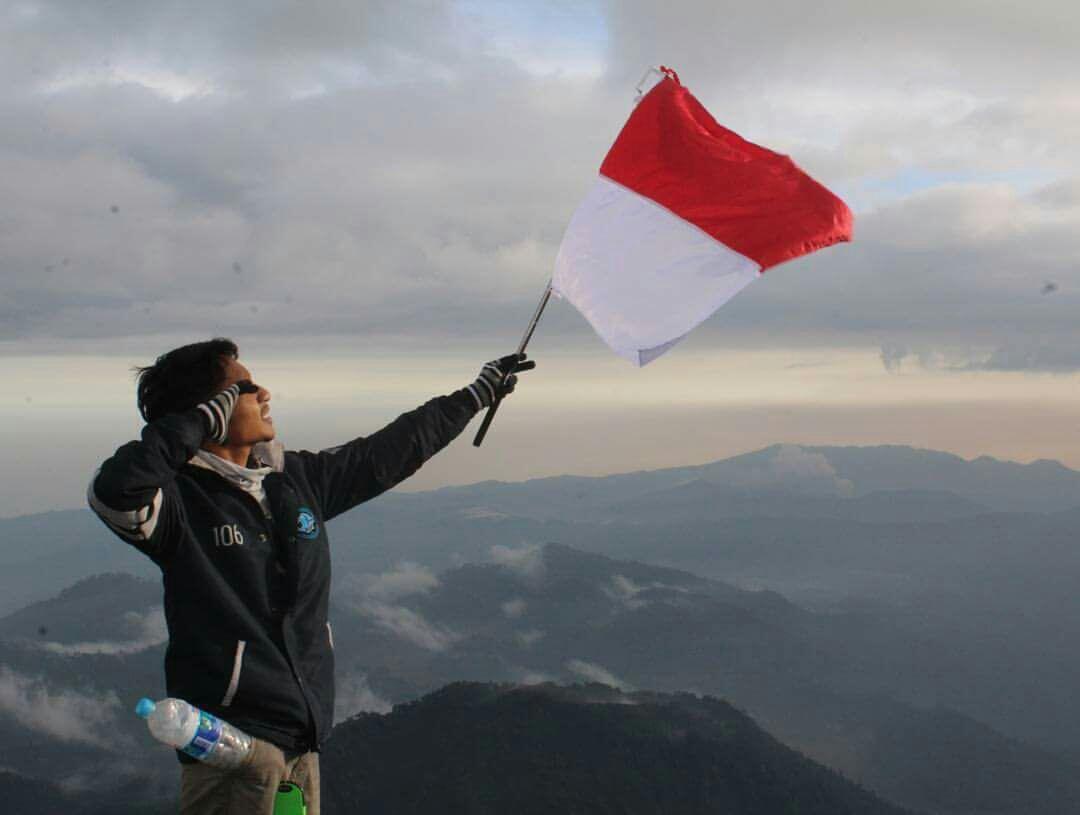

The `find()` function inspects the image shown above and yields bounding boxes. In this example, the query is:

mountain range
[6,443,1080,615]
[2,444,1079,813]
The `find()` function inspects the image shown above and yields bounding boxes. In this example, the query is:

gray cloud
[880,344,908,373]
[696,180,1080,355]
[514,629,545,648]
[602,575,649,609]
[1034,178,1080,208]
[953,344,1080,373]
[501,598,527,618]
[738,445,855,497]
[565,658,633,691]
[602,575,691,609]
[1,0,1079,364]
[0,667,125,747]
[353,562,439,602]
[356,600,459,651]
[334,672,392,723]
[0,69,616,346]
[40,606,167,655]
[516,669,556,685]
[3,1,468,94]
[873,341,1080,373]
[489,543,546,580]
[605,1,1080,93]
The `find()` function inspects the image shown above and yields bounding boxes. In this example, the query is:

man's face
[218,357,275,445]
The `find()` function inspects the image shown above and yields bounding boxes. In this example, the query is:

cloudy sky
[3,0,1080,516]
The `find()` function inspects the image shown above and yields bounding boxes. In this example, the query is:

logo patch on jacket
[296,507,319,540]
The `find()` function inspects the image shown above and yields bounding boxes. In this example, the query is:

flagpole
[473,281,552,447]
[474,69,656,449]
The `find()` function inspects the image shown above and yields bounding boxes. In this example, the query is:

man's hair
[134,338,238,422]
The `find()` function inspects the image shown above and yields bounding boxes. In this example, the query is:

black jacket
[88,390,477,755]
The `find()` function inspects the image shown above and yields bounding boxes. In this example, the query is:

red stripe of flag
[598,76,853,271]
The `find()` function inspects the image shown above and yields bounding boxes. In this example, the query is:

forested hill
[321,682,913,815]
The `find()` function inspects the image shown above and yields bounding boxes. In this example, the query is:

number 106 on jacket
[212,524,244,547]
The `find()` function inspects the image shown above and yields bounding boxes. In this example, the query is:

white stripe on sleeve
[466,384,483,410]
[87,474,164,542]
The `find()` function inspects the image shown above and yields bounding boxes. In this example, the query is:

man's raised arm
[294,355,534,522]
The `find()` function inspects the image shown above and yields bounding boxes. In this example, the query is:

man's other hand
[467,353,536,409]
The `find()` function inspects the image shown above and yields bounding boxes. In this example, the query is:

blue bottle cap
[135,698,156,719]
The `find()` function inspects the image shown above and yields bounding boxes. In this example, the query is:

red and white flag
[552,68,853,365]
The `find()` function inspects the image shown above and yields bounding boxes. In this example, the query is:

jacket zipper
[207,472,319,746]
[263,476,321,748]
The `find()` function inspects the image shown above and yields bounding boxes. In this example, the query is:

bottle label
[182,710,223,760]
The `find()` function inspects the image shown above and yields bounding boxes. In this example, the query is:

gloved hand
[467,353,536,410]
[198,380,260,444]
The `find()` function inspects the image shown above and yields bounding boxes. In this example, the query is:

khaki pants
[179,737,320,815]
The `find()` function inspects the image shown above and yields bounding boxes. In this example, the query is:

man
[87,338,533,814]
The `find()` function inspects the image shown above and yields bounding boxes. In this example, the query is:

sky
[2,0,1080,517]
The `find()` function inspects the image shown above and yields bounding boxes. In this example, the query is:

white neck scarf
[189,441,284,518]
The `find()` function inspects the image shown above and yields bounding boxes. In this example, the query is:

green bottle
[273,782,307,815]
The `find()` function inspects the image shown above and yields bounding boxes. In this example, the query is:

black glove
[467,353,536,410]
[198,380,259,444]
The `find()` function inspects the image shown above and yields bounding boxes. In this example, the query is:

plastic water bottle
[135,697,253,768]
